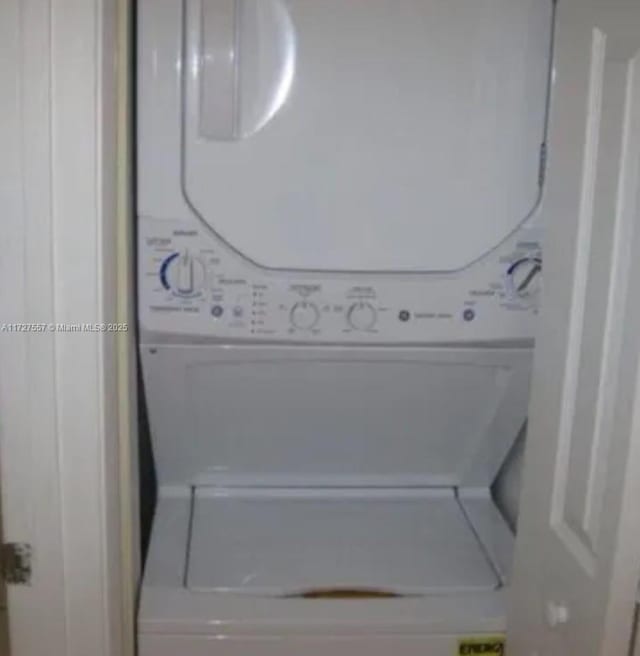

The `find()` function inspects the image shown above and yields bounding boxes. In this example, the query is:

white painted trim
[0,1,67,654]
[0,0,135,655]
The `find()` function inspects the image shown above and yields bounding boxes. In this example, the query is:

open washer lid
[182,0,553,272]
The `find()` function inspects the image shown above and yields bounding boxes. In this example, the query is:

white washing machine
[137,1,553,654]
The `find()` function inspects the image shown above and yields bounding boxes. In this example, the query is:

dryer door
[182,0,553,273]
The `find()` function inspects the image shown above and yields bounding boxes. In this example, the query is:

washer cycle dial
[290,302,320,330]
[160,252,206,297]
[347,302,377,330]
[506,256,542,303]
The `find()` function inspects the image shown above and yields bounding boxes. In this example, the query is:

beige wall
[116,1,139,654]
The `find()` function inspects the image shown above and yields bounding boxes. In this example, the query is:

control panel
[139,218,542,343]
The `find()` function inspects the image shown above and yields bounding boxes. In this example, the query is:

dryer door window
[183,0,553,272]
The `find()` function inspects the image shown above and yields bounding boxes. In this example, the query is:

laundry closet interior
[136,0,555,651]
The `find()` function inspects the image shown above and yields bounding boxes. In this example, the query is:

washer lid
[183,0,552,272]
[187,488,501,596]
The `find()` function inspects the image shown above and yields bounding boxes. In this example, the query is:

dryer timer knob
[160,251,206,297]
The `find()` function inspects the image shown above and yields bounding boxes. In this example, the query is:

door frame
[0,1,137,655]
[4,1,640,656]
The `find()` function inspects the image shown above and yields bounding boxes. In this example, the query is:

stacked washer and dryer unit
[137,1,553,654]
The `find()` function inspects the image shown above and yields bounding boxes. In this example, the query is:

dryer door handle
[196,0,296,141]
[199,0,238,140]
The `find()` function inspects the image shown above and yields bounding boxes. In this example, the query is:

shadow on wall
[492,424,527,532]
[138,364,157,564]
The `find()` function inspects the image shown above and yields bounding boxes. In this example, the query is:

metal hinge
[1,542,32,585]
[538,142,548,187]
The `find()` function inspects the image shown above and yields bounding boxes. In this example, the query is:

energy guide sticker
[457,635,506,655]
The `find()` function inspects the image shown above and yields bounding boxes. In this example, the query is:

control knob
[290,301,320,330]
[506,256,542,304]
[160,251,206,297]
[347,302,377,331]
